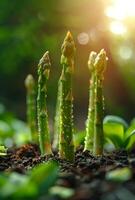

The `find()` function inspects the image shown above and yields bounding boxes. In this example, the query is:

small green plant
[104,115,135,150]
[25,74,38,144]
[84,49,107,156]
[37,51,52,155]
[58,31,75,162]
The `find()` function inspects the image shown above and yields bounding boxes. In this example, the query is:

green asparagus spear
[37,51,52,155]
[25,74,38,143]
[84,52,97,151]
[53,79,62,149]
[59,31,75,162]
[93,49,107,156]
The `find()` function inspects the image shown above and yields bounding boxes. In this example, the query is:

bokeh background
[1,0,135,130]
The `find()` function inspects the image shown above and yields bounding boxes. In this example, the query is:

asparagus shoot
[25,74,38,143]
[84,52,97,152]
[37,51,52,155]
[59,31,75,162]
[93,49,107,156]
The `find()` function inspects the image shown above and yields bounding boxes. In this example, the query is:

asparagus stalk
[59,31,75,162]
[84,52,97,151]
[93,49,107,156]
[37,51,52,155]
[25,74,38,143]
[53,79,62,149]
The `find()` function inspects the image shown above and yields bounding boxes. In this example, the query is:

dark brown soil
[1,144,135,200]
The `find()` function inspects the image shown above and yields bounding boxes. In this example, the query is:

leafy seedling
[104,115,135,150]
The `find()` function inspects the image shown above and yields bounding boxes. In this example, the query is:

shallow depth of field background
[0,0,135,129]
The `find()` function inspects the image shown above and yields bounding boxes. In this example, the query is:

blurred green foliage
[0,0,135,126]
[0,161,59,199]
[106,167,132,182]
[0,103,30,147]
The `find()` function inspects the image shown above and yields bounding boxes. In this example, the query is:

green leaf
[106,167,132,182]
[0,161,59,199]
[0,173,36,199]
[125,121,135,139]
[124,130,135,150]
[103,115,128,130]
[0,120,13,138]
[74,130,85,148]
[103,115,128,149]
[50,186,74,199]
[130,118,135,126]
[30,161,59,194]
[124,120,135,149]
[0,174,7,187]
[103,123,124,148]
[0,146,7,156]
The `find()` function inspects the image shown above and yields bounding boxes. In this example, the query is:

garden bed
[1,144,135,200]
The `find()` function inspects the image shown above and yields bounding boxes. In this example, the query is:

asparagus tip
[95,49,108,74]
[99,49,108,61]
[25,74,35,90]
[61,31,75,58]
[88,51,97,71]
[38,51,51,67]
[66,31,73,42]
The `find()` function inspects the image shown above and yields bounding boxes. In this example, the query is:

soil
[1,144,135,200]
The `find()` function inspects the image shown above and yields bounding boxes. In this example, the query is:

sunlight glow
[110,21,126,35]
[77,32,89,45]
[119,46,133,60]
[106,0,135,20]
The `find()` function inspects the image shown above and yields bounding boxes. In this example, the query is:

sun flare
[110,21,127,35]
[106,0,135,20]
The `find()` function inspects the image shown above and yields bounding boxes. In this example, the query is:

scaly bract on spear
[59,31,75,162]
[37,51,52,155]
[25,74,38,143]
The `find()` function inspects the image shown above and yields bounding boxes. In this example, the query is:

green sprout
[104,115,135,150]
[84,49,107,156]
[53,79,62,149]
[84,51,97,151]
[58,31,75,162]
[93,49,107,156]
[37,51,52,155]
[25,74,38,144]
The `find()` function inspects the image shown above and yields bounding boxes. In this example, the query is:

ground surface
[1,144,135,200]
